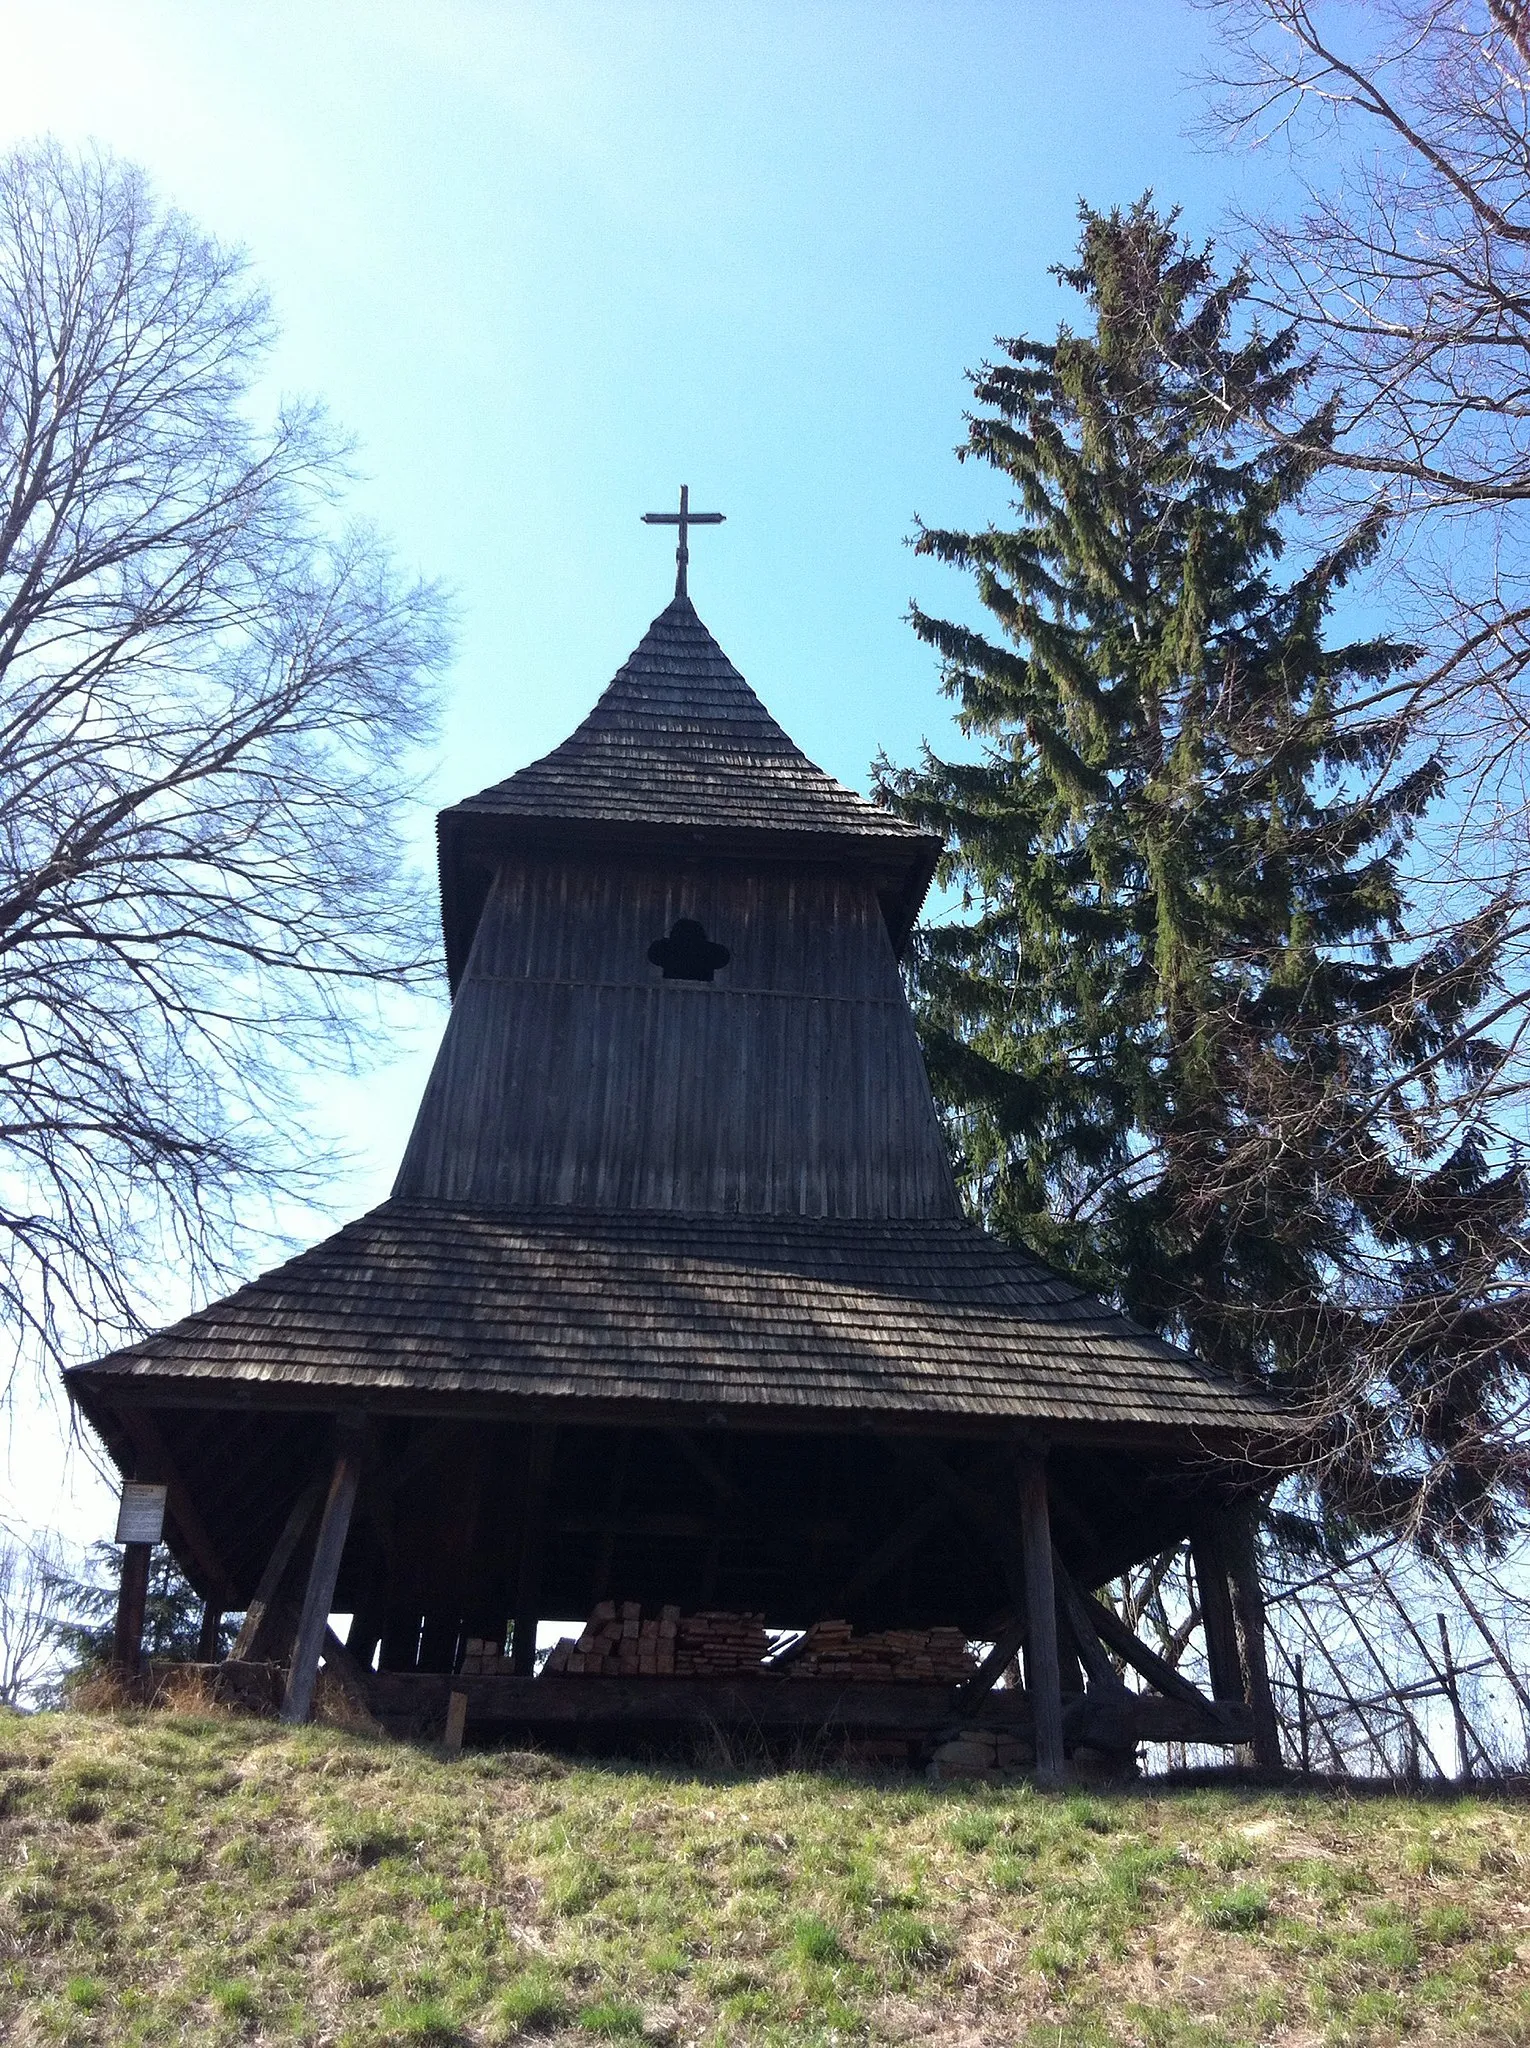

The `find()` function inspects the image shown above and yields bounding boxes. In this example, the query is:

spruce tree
[880,201,1530,1547]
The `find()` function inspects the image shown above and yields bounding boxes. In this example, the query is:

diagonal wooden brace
[1075,1582,1229,1718]
[1050,1549,1132,1698]
[953,1613,1027,1709]
[231,1479,324,1663]
[281,1434,365,1725]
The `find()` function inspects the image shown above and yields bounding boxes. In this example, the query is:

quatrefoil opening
[647,918,731,983]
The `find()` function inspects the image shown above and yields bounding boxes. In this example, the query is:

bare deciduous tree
[1205,2,1530,879]
[0,142,449,1386]
[0,1526,65,1707]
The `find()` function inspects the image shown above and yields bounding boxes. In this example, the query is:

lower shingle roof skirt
[70,1202,1289,1444]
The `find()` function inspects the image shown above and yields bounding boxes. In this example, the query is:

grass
[0,1710,1528,2044]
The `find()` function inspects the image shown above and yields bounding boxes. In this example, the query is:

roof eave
[65,1362,1292,1463]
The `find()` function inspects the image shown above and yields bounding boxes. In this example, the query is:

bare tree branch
[0,142,450,1391]
[1204,2,1530,875]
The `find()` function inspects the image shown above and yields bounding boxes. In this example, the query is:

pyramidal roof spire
[446,595,932,847]
[435,588,940,987]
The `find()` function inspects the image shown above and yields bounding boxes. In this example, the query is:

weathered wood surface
[1050,1551,1132,1699]
[364,1671,1253,1747]
[112,1543,151,1674]
[231,1479,322,1661]
[1190,1520,1247,1703]
[73,1206,1283,1438]
[1224,1505,1284,1774]
[1017,1454,1067,1785]
[115,1409,238,1606]
[282,1442,362,1725]
[397,858,959,1220]
[435,594,939,986]
[64,584,1296,1664]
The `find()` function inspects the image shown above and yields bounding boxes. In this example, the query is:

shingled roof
[69,1202,1285,1446]
[436,597,940,982]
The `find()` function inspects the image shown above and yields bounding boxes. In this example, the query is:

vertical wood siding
[395,857,960,1219]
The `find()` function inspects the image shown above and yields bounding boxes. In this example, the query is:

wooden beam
[1075,1582,1223,1715]
[363,1670,1255,1748]
[1189,1520,1245,1701]
[112,1543,151,1674]
[886,1440,1031,1616]
[281,1436,364,1725]
[443,1689,469,1752]
[1017,1451,1068,1787]
[115,1410,237,1604]
[1050,1550,1131,1698]
[319,1624,382,1732]
[664,1428,744,1506]
[953,1615,1027,1709]
[230,1480,323,1662]
[512,1425,556,1676]
[830,1492,949,1614]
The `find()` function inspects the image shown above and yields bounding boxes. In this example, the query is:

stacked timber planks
[543,1600,683,1676]
[541,1603,772,1677]
[674,1610,771,1676]
[460,1636,510,1675]
[529,1605,976,1684]
[784,1620,976,1684]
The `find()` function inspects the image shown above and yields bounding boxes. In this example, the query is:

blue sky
[0,0,1290,1539]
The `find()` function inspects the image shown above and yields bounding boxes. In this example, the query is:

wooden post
[954,1614,1028,1708]
[1016,1450,1068,1788]
[1189,1521,1244,1701]
[196,1601,223,1664]
[112,1543,152,1674]
[1434,1549,1530,1724]
[1437,1613,1473,1784]
[281,1433,364,1726]
[1055,1599,1086,1696]
[443,1689,469,1753]
[1222,1504,1283,1776]
[512,1425,556,1676]
[1294,1654,1310,1775]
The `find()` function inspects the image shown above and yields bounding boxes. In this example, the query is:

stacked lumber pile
[674,1609,771,1676]
[784,1620,976,1684]
[460,1636,510,1675]
[542,1600,683,1676]
[480,1606,976,1683]
[539,1602,771,1677]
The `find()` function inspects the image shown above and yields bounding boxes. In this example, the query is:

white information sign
[114,1482,167,1546]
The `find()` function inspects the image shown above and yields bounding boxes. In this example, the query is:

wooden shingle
[73,1202,1284,1444]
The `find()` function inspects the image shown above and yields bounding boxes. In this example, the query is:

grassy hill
[1,1709,1527,2045]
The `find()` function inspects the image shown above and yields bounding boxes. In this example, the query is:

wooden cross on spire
[642,484,724,599]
